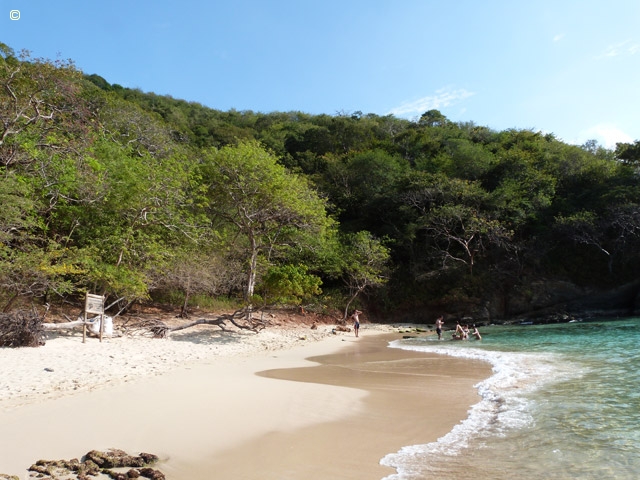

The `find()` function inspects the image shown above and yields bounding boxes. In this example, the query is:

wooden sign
[85,293,105,315]
[84,293,105,343]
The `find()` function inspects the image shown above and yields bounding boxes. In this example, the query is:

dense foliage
[2,43,639,320]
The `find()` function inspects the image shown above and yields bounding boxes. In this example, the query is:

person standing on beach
[435,316,444,340]
[351,310,361,337]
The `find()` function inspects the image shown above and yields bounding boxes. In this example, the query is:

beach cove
[0,322,490,479]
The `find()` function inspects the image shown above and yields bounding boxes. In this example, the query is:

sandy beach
[0,320,491,479]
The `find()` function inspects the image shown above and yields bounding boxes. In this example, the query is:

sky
[2,0,639,148]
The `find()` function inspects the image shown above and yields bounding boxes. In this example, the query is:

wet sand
[196,334,491,479]
[0,329,490,479]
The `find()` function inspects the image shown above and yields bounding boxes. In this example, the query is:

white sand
[0,323,355,409]
[0,321,395,476]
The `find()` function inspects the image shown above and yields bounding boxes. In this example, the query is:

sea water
[381,318,640,479]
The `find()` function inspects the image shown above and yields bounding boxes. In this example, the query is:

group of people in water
[434,316,481,340]
[349,310,481,341]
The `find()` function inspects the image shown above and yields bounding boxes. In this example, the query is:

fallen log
[167,317,228,334]
[145,308,270,338]
[41,319,85,330]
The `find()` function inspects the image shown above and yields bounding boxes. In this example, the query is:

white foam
[380,340,586,479]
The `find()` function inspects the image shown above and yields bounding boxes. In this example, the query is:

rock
[139,453,159,464]
[109,473,129,480]
[85,449,152,468]
[23,449,162,480]
[138,467,165,479]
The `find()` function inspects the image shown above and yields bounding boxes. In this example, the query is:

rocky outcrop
[23,449,164,480]
[384,279,640,325]
[489,279,640,323]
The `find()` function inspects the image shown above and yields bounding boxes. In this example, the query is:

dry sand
[0,320,491,479]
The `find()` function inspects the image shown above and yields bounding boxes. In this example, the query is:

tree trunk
[169,317,226,333]
[153,307,266,337]
[245,234,259,320]
[180,285,191,318]
[342,287,364,322]
[42,319,85,330]
[246,243,258,300]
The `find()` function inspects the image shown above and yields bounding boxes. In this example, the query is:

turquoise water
[381,318,640,479]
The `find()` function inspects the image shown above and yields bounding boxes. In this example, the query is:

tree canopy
[2,42,640,320]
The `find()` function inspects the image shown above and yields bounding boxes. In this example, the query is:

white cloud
[598,39,640,58]
[575,124,633,149]
[389,87,475,117]
[553,33,565,42]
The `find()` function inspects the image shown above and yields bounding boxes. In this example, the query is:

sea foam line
[380,340,585,479]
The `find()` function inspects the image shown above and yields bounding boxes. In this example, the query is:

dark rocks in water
[139,453,159,465]
[107,473,130,480]
[25,449,162,479]
[85,449,158,469]
[138,467,166,479]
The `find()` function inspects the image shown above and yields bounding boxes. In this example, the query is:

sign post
[84,293,105,343]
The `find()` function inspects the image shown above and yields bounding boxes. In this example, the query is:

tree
[0,246,82,312]
[199,140,331,313]
[615,140,640,167]
[423,204,512,275]
[554,205,640,275]
[0,45,96,309]
[0,44,91,169]
[319,149,409,235]
[150,248,243,317]
[259,264,322,306]
[339,231,390,320]
[0,171,35,246]
[555,210,608,253]
[419,109,450,128]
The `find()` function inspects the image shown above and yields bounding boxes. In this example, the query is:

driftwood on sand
[127,307,270,338]
[2,304,272,346]
[0,306,106,347]
[333,325,352,333]
[40,296,127,333]
[0,309,46,347]
[41,318,86,330]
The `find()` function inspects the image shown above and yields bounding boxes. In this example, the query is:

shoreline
[206,334,492,479]
[0,324,491,478]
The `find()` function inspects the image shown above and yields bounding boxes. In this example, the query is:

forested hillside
[2,43,640,322]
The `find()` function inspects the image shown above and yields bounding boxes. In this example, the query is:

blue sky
[2,0,639,148]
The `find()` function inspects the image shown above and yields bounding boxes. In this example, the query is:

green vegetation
[2,42,639,320]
